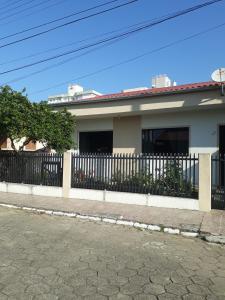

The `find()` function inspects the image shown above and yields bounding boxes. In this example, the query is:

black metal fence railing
[71,153,199,199]
[212,155,225,210]
[0,151,63,187]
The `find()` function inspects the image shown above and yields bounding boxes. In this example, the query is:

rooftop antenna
[211,68,225,96]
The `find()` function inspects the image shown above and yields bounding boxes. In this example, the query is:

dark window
[79,131,113,154]
[142,127,189,154]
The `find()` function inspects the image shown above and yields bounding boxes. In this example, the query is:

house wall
[74,109,225,154]
[75,118,113,151]
[0,138,45,152]
[142,109,225,154]
[56,89,225,119]
[113,116,141,154]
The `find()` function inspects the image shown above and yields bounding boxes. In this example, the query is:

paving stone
[74,285,97,296]
[170,272,192,285]
[209,283,225,296]
[183,294,205,300]
[2,282,26,296]
[143,283,165,295]
[0,207,224,299]
[133,294,157,300]
[0,294,7,300]
[108,276,129,286]
[34,294,59,300]
[98,284,119,296]
[158,293,181,300]
[109,294,132,300]
[8,293,34,300]
[86,275,106,285]
[150,274,171,285]
[165,282,187,296]
[129,275,150,286]
[118,268,137,278]
[187,283,212,296]
[25,283,50,295]
[83,295,107,300]
[207,295,225,300]
[191,275,213,286]
[120,283,143,295]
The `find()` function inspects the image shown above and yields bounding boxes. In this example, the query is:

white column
[62,152,72,198]
[199,153,211,211]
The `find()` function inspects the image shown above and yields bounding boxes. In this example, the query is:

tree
[0,86,75,152]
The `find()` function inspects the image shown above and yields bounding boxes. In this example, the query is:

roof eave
[49,85,221,108]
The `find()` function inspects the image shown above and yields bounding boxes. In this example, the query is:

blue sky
[0,0,224,102]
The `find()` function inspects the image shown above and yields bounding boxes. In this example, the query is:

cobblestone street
[0,207,225,300]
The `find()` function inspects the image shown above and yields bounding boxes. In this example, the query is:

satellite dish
[211,68,225,82]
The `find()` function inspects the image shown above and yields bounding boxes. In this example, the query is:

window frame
[142,126,190,155]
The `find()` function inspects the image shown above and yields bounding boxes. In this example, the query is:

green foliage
[156,160,193,196]
[111,160,194,197]
[0,86,75,152]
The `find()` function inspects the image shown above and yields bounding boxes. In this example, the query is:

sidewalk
[0,192,225,243]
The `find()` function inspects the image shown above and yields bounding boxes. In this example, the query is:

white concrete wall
[75,118,113,150]
[0,183,62,198]
[0,183,199,210]
[69,188,199,210]
[74,109,225,154]
[142,109,225,155]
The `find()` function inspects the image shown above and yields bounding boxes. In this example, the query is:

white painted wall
[0,182,62,197]
[75,118,113,150]
[74,109,225,154]
[142,109,225,154]
[0,183,199,210]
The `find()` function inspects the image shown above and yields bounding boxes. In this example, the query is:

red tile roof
[90,81,223,102]
[51,81,224,106]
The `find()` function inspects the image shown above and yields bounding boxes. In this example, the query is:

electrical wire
[0,0,29,11]
[4,36,129,84]
[0,0,138,50]
[28,21,225,96]
[0,0,222,75]
[0,17,161,66]
[0,0,122,41]
[0,0,37,16]
[0,0,53,23]
[0,0,137,48]
[0,0,66,28]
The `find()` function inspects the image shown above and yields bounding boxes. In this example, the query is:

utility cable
[0,17,160,66]
[0,0,138,50]
[0,0,222,75]
[0,0,66,28]
[28,22,225,96]
[0,0,37,16]
[0,0,29,11]
[0,0,122,41]
[0,0,53,23]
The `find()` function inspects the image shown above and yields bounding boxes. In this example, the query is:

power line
[4,36,128,85]
[0,0,36,16]
[0,18,156,66]
[0,0,222,75]
[29,22,225,96]
[0,0,122,42]
[0,0,27,11]
[0,0,53,23]
[0,0,138,51]
[0,0,66,28]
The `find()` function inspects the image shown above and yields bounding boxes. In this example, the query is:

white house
[48,76,225,158]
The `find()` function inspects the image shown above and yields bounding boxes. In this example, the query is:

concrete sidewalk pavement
[0,192,225,243]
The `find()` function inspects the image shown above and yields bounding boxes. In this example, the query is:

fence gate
[212,155,225,210]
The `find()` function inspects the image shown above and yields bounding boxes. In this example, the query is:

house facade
[49,79,225,157]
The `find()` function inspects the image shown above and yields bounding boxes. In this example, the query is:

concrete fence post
[199,153,211,212]
[62,151,72,198]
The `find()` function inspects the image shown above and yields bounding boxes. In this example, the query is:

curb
[0,203,224,245]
